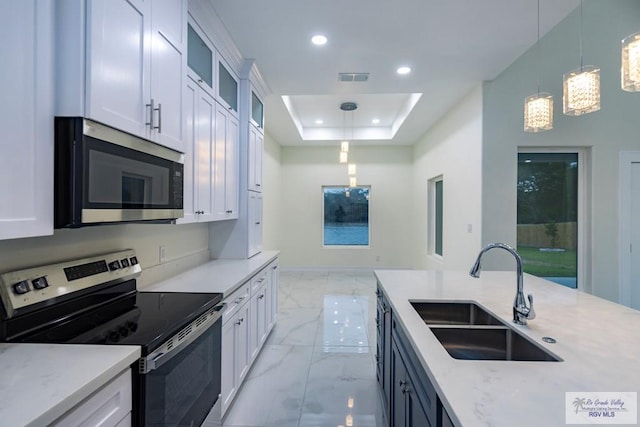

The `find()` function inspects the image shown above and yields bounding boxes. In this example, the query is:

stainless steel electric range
[0,250,223,427]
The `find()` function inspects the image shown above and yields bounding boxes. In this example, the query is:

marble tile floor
[204,270,386,427]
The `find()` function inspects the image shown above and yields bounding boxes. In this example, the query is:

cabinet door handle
[146,99,155,128]
[226,210,233,214]
[255,221,261,225]
[258,294,264,299]
[235,319,242,325]
[256,183,261,187]
[272,265,278,270]
[154,103,162,132]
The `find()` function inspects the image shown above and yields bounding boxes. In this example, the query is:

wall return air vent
[339,72,369,82]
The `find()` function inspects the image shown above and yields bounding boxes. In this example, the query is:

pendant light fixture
[622,32,640,92]
[339,102,357,170]
[347,163,356,176]
[563,0,600,116]
[524,0,553,132]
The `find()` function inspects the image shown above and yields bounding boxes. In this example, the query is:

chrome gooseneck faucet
[469,243,536,325]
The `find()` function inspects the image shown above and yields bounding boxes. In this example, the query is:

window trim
[517,147,591,292]
[321,185,371,249]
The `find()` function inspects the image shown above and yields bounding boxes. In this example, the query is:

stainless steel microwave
[54,118,184,228]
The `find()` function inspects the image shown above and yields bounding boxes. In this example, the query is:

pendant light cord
[536,0,540,93]
[579,0,584,70]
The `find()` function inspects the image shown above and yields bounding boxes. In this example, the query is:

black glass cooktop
[1,281,222,356]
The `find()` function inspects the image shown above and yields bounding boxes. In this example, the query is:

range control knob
[32,276,49,290]
[119,326,130,337]
[108,331,121,343]
[108,260,121,271]
[120,258,130,267]
[127,321,138,332]
[12,280,30,295]
[129,256,138,266]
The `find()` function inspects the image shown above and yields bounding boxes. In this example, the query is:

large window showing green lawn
[517,153,578,288]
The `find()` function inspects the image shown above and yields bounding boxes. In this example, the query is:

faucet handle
[526,293,536,320]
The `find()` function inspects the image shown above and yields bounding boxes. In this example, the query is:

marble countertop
[143,250,279,297]
[374,270,640,427]
[0,343,140,426]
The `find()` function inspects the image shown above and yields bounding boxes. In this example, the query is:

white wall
[262,131,282,251]
[412,85,484,270]
[0,223,210,288]
[279,145,413,268]
[482,0,640,301]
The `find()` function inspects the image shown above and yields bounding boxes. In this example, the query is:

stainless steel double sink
[410,301,561,362]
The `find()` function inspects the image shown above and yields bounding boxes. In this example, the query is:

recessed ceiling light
[371,118,380,124]
[397,66,411,75]
[311,34,327,46]
[315,119,324,125]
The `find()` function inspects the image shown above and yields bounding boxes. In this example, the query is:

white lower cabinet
[221,260,279,417]
[51,369,132,427]
[221,282,250,415]
[268,260,279,328]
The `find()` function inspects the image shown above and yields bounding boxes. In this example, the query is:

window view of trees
[323,186,369,246]
[517,153,578,288]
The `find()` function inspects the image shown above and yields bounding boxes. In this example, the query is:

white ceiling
[210,0,580,146]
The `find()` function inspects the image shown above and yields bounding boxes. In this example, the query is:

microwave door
[54,117,184,228]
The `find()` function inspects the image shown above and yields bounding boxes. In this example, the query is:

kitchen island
[374,270,640,426]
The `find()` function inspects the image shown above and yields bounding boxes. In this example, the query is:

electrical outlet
[159,245,166,263]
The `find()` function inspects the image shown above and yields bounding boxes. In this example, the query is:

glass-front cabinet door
[187,22,213,94]
[218,59,238,115]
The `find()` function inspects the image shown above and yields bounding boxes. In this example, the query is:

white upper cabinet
[213,104,240,220]
[85,0,150,141]
[180,76,238,224]
[0,0,54,240]
[186,21,214,96]
[179,76,215,223]
[149,0,185,151]
[217,57,239,118]
[248,125,264,193]
[58,0,186,152]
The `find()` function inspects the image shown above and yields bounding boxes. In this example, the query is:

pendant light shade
[339,151,348,163]
[622,32,640,92]
[562,1,600,116]
[348,163,356,176]
[349,176,357,188]
[563,66,601,116]
[340,141,349,152]
[524,93,554,132]
[524,0,552,133]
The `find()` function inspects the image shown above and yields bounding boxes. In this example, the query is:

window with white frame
[322,186,370,246]
[428,176,444,256]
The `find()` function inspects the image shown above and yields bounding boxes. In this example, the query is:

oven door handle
[140,303,224,374]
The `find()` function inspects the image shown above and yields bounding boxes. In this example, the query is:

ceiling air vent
[339,72,369,82]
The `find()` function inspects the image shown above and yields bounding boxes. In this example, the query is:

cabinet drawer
[223,282,250,324]
[250,269,268,294]
[52,369,132,427]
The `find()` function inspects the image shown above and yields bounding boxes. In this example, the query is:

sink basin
[430,327,562,362]
[410,301,503,326]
